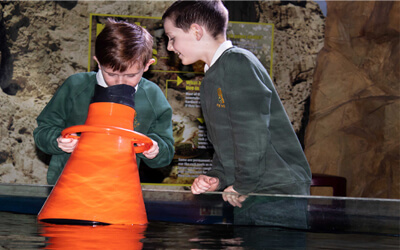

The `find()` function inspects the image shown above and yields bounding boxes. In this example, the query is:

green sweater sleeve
[208,151,227,191]
[224,53,272,194]
[34,84,70,155]
[140,107,175,168]
[135,80,174,168]
[33,73,95,155]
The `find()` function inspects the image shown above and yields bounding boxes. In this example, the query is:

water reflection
[0,211,398,249]
[39,222,146,249]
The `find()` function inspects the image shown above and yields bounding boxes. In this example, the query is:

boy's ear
[93,56,100,66]
[190,23,203,40]
[143,58,156,72]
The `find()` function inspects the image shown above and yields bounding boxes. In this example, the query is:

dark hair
[95,18,153,71]
[162,0,228,39]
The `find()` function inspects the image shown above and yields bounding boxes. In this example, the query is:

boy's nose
[116,76,124,85]
[167,41,174,51]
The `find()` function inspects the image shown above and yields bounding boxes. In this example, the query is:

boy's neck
[204,38,232,72]
[203,35,227,66]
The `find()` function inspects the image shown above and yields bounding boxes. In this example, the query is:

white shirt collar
[204,40,233,72]
[96,68,139,91]
[96,69,108,88]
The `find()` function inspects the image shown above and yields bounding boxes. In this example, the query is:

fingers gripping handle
[62,125,153,153]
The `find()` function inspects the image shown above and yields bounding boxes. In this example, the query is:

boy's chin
[181,58,197,66]
[180,60,191,66]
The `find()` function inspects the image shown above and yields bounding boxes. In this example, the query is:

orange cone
[38,102,153,225]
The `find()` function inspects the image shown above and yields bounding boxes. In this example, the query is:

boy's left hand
[222,186,248,208]
[142,139,159,159]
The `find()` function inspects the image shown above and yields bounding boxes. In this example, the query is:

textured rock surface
[304,1,399,198]
[0,1,324,185]
[258,1,325,135]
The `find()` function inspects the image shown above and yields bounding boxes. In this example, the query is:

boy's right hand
[191,175,219,194]
[57,134,78,153]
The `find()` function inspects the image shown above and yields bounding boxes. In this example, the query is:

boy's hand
[191,175,219,194]
[142,139,159,159]
[222,186,248,208]
[57,134,78,153]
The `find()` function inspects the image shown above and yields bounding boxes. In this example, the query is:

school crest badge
[217,88,225,108]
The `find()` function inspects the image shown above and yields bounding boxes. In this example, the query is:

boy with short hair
[163,0,311,206]
[34,19,174,184]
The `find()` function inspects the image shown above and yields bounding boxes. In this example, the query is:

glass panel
[0,184,399,236]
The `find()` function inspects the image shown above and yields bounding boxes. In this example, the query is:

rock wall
[257,1,325,142]
[0,1,324,185]
[304,1,399,198]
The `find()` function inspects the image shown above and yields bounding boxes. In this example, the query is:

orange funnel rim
[62,125,153,153]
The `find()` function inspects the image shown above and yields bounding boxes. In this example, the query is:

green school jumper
[201,47,311,195]
[34,72,174,184]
